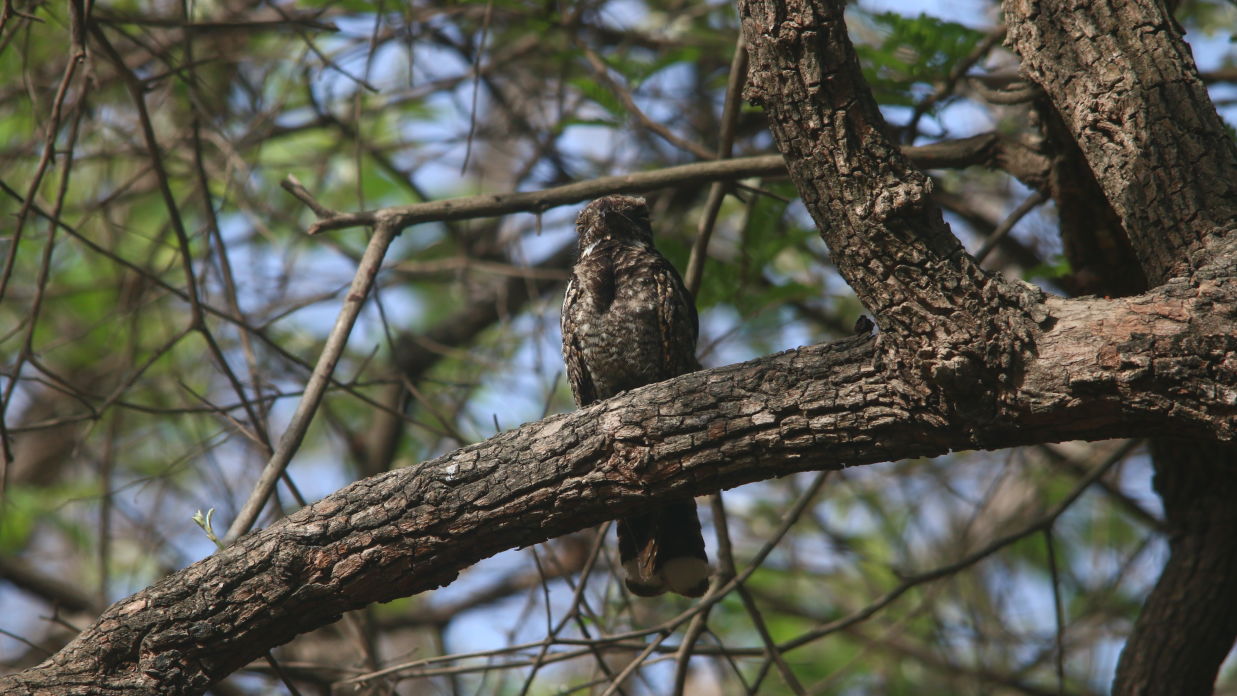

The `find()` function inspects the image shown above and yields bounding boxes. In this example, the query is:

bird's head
[575,195,654,253]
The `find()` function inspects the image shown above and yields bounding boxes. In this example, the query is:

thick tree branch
[739,0,982,323]
[1005,0,1237,282]
[737,7,1237,694]
[1001,4,1237,693]
[737,0,1053,450]
[4,272,1237,693]
[1113,441,1237,696]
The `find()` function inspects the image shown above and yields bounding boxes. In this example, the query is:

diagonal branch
[296,133,1044,236]
[224,206,402,542]
[737,0,1048,445]
[3,274,1236,694]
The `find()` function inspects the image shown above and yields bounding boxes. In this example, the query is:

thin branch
[777,441,1139,655]
[303,133,1011,236]
[577,42,716,161]
[1045,528,1067,696]
[224,209,401,542]
[904,27,1007,142]
[974,190,1049,265]
[736,583,807,695]
[685,33,749,296]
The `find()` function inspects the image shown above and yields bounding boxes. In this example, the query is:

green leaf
[854,12,988,109]
[569,75,626,119]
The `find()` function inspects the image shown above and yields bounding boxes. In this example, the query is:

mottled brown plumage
[561,195,710,597]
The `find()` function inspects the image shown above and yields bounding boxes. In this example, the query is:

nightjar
[560,194,710,597]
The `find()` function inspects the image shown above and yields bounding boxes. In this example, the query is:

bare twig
[577,42,715,161]
[686,33,749,295]
[301,134,1006,236]
[281,174,341,220]
[904,27,1007,142]
[1046,529,1067,695]
[779,441,1139,655]
[224,212,401,542]
[974,190,1049,265]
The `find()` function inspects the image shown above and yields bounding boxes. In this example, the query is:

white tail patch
[662,557,711,597]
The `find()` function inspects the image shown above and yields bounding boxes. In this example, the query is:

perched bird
[560,194,710,597]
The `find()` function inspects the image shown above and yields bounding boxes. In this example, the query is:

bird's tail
[618,499,710,597]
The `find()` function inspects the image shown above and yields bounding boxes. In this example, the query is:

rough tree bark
[2,297,1234,694]
[1001,1,1237,693]
[1115,442,1237,696]
[3,0,1235,693]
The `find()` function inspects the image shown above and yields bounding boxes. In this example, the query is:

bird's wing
[561,272,599,407]
[652,256,702,376]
